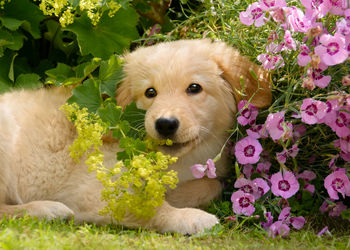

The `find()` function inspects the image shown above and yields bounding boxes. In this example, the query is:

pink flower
[320,200,347,216]
[297,44,311,66]
[271,171,300,199]
[314,33,348,66]
[234,137,263,164]
[283,30,296,50]
[231,190,255,216]
[340,136,350,153]
[293,124,307,139]
[297,170,316,182]
[237,100,259,126]
[243,164,255,179]
[190,159,216,179]
[257,53,285,69]
[276,144,299,164]
[317,226,330,236]
[240,2,266,27]
[324,0,345,15]
[278,207,305,230]
[268,221,290,238]
[257,161,271,174]
[265,111,292,140]
[324,170,350,199]
[320,99,340,126]
[252,178,270,198]
[247,124,268,139]
[285,7,311,33]
[329,109,350,137]
[300,98,327,124]
[259,0,286,10]
[308,63,332,88]
[301,0,329,18]
[261,212,274,230]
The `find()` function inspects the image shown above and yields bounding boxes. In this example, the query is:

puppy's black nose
[155,117,179,137]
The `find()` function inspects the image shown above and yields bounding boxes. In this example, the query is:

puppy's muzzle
[155,117,179,138]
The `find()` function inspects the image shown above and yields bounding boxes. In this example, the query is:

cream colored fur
[0,39,270,234]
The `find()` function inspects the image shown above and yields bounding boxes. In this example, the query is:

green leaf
[2,0,45,39]
[112,120,130,139]
[14,73,42,89]
[68,79,103,113]
[99,55,124,98]
[0,50,13,90]
[64,7,139,59]
[45,63,76,85]
[97,103,122,126]
[0,17,24,31]
[8,53,18,82]
[120,102,146,138]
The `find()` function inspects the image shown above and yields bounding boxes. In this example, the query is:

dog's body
[0,40,270,234]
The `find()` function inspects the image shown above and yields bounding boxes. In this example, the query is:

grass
[0,216,349,249]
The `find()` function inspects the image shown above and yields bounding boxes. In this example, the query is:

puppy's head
[117,39,271,157]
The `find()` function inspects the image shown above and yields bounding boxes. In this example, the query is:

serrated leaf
[75,58,101,79]
[97,103,122,126]
[121,102,146,138]
[99,55,124,98]
[14,73,42,89]
[64,7,139,59]
[45,63,76,85]
[2,0,45,39]
[112,120,130,139]
[68,79,103,113]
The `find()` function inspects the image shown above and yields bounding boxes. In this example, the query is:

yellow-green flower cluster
[60,103,107,162]
[98,152,178,221]
[36,0,122,27]
[0,0,10,9]
[62,103,179,221]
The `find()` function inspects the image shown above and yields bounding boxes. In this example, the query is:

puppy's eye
[145,88,157,98]
[186,83,202,95]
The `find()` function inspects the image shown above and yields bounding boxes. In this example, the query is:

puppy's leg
[166,178,222,208]
[121,201,219,234]
[0,201,74,220]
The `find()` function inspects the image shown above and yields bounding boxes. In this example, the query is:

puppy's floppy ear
[211,41,272,108]
[116,78,133,108]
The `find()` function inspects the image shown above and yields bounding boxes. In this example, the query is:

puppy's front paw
[26,200,74,220]
[160,208,219,235]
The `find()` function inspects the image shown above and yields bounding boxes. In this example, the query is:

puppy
[0,39,271,234]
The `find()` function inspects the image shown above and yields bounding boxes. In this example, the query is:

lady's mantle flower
[314,34,348,66]
[271,171,300,199]
[240,2,266,27]
[234,137,263,164]
[237,100,259,126]
[190,159,216,179]
[265,111,292,140]
[300,98,327,124]
[231,190,255,216]
[324,170,350,199]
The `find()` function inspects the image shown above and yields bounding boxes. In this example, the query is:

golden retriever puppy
[0,39,271,234]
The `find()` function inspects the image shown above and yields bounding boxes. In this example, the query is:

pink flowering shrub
[191,0,349,238]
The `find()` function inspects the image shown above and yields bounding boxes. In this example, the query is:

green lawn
[1,217,349,249]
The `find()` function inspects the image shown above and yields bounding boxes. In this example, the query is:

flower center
[257,187,264,196]
[263,0,275,7]
[244,145,255,157]
[331,178,344,190]
[251,8,263,20]
[241,185,254,194]
[277,118,284,131]
[326,101,332,113]
[326,42,340,56]
[305,103,318,116]
[278,180,291,191]
[239,197,251,208]
[335,113,346,127]
[242,108,251,119]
